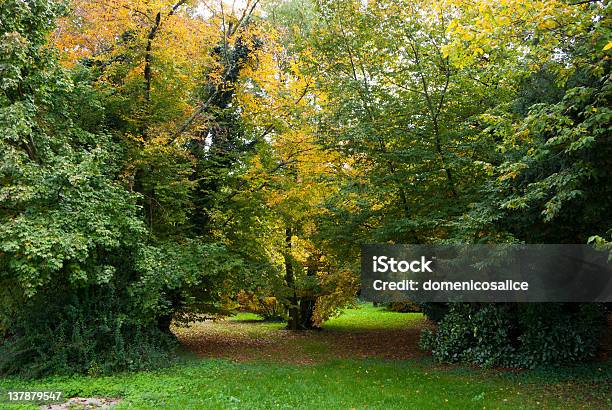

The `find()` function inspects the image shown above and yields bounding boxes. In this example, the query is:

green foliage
[0,0,255,377]
[0,0,163,377]
[0,282,177,379]
[420,303,607,368]
[516,304,607,367]
[417,2,611,368]
[419,304,518,367]
[489,77,612,243]
[133,239,253,325]
[419,303,449,323]
[129,145,196,238]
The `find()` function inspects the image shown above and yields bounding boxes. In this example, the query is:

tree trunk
[144,12,161,103]
[284,226,299,330]
[299,298,316,329]
[298,254,319,329]
[157,313,173,335]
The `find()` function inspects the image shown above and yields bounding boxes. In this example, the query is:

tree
[0,0,262,376]
[291,0,510,262]
[0,0,156,376]
[419,0,610,367]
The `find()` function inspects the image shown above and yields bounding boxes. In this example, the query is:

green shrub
[419,303,449,323]
[420,303,606,368]
[0,282,178,378]
[515,304,607,367]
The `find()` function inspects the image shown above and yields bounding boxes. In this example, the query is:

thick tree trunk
[284,227,299,330]
[297,254,319,329]
[157,291,182,335]
[298,298,316,329]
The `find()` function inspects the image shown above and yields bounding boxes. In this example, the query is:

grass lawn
[1,305,609,409]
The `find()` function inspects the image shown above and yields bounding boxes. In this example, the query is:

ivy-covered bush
[0,282,177,378]
[420,303,607,368]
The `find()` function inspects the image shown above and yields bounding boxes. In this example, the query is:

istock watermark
[361,244,612,303]
[372,255,433,273]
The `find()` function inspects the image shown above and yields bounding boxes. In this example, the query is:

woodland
[0,0,611,382]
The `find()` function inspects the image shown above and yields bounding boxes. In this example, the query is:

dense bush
[420,303,607,368]
[419,303,449,323]
[0,283,177,378]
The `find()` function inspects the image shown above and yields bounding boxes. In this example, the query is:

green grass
[228,304,424,331]
[0,305,609,409]
[228,312,266,322]
[1,358,609,409]
[323,304,425,331]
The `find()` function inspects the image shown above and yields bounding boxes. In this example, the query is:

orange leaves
[51,0,231,135]
[52,0,214,80]
[54,0,144,63]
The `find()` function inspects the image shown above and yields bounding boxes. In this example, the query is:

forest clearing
[1,0,610,408]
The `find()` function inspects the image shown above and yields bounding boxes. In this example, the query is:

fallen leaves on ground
[173,316,431,364]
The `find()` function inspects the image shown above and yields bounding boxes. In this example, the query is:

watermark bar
[360,244,612,303]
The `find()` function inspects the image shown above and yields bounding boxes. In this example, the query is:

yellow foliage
[441,0,599,75]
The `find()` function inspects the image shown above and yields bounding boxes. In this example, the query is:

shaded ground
[173,307,430,364]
